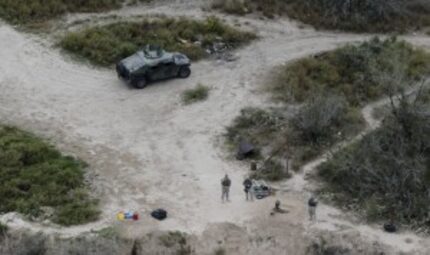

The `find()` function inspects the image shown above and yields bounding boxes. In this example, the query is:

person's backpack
[222,178,231,187]
[244,179,252,189]
[308,198,318,207]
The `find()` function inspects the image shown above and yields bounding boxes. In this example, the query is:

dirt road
[1,0,430,253]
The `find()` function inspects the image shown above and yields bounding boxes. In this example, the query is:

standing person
[308,196,318,221]
[243,178,253,201]
[221,174,231,202]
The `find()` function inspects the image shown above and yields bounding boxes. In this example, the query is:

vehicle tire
[178,66,191,78]
[134,78,147,89]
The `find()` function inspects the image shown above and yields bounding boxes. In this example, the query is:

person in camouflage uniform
[221,174,231,202]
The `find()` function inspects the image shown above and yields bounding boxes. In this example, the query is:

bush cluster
[250,159,289,181]
[226,94,364,177]
[288,94,364,169]
[213,0,430,32]
[182,84,210,105]
[0,126,99,226]
[285,0,430,33]
[226,107,286,149]
[226,37,429,180]
[270,37,430,106]
[60,17,257,66]
[0,0,124,25]
[212,0,287,18]
[318,91,430,229]
[159,231,191,255]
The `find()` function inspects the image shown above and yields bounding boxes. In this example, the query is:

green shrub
[159,231,191,255]
[270,37,430,106]
[212,0,285,18]
[212,0,250,15]
[0,0,125,25]
[159,231,187,248]
[60,17,257,65]
[287,94,364,169]
[318,94,430,229]
[182,84,210,105]
[94,226,119,238]
[214,247,226,255]
[0,126,99,226]
[226,107,286,148]
[214,0,430,32]
[250,159,289,181]
[225,94,364,173]
[0,223,7,236]
[284,0,430,33]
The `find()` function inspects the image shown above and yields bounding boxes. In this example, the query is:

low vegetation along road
[0,0,430,254]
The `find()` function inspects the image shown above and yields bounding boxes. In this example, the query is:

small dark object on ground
[383,223,397,233]
[236,141,255,160]
[151,209,167,221]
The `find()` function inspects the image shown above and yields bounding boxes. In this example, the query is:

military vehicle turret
[116,45,191,89]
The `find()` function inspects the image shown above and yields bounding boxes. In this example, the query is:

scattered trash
[117,211,139,221]
[252,180,272,199]
[236,141,255,160]
[151,209,167,221]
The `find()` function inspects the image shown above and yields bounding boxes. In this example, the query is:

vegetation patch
[0,0,123,25]
[226,107,286,150]
[213,247,226,255]
[93,226,119,239]
[60,17,257,66]
[284,0,430,33]
[270,37,430,106]
[226,95,364,176]
[212,0,286,18]
[250,159,290,181]
[318,88,430,230]
[0,223,7,236]
[212,0,430,32]
[287,94,364,170]
[182,84,210,105]
[0,126,99,226]
[158,231,191,255]
[226,37,429,180]
[0,0,154,26]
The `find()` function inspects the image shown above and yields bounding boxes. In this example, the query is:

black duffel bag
[151,209,167,221]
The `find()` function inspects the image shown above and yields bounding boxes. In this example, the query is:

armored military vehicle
[116,45,191,89]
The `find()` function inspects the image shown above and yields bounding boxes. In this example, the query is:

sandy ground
[1,0,430,253]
